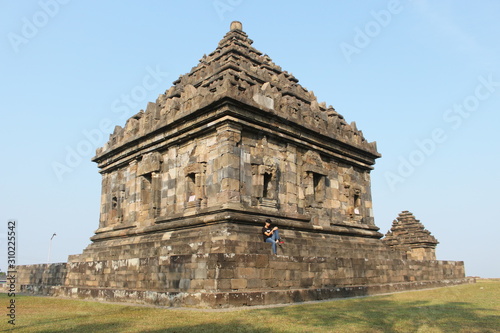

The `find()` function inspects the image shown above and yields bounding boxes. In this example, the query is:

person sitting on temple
[262,218,284,254]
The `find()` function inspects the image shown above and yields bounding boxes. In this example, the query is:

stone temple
[18,22,471,308]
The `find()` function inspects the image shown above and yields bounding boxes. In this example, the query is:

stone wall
[17,222,471,308]
[239,129,375,227]
[94,119,380,243]
[17,263,67,294]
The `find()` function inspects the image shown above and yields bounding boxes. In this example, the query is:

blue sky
[1,1,499,278]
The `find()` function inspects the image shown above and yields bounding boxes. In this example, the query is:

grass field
[1,279,499,332]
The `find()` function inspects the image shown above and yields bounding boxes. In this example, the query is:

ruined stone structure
[18,22,471,307]
[384,211,439,261]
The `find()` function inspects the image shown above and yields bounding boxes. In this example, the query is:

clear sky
[1,1,499,278]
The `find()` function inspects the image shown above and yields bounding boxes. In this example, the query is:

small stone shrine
[383,211,439,261]
[18,22,471,308]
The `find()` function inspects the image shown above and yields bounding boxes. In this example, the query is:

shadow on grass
[9,320,271,333]
[143,321,273,333]
[261,297,499,332]
[2,310,131,333]
[3,289,498,332]
[31,323,127,333]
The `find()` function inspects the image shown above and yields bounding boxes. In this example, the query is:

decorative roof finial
[230,21,242,31]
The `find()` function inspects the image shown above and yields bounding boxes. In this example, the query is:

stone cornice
[93,98,380,174]
[90,206,382,242]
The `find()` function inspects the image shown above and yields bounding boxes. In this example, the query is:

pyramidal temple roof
[95,21,380,160]
[383,211,439,249]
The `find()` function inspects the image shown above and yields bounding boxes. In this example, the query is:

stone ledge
[19,278,475,309]
[91,209,381,242]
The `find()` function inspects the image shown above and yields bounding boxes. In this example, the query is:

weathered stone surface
[16,22,470,308]
[17,222,470,307]
[383,211,439,260]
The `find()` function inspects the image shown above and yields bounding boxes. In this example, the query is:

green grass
[1,279,499,332]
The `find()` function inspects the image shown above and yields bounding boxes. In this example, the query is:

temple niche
[17,21,471,308]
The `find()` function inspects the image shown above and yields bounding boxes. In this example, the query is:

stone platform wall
[17,222,471,308]
[16,263,67,294]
